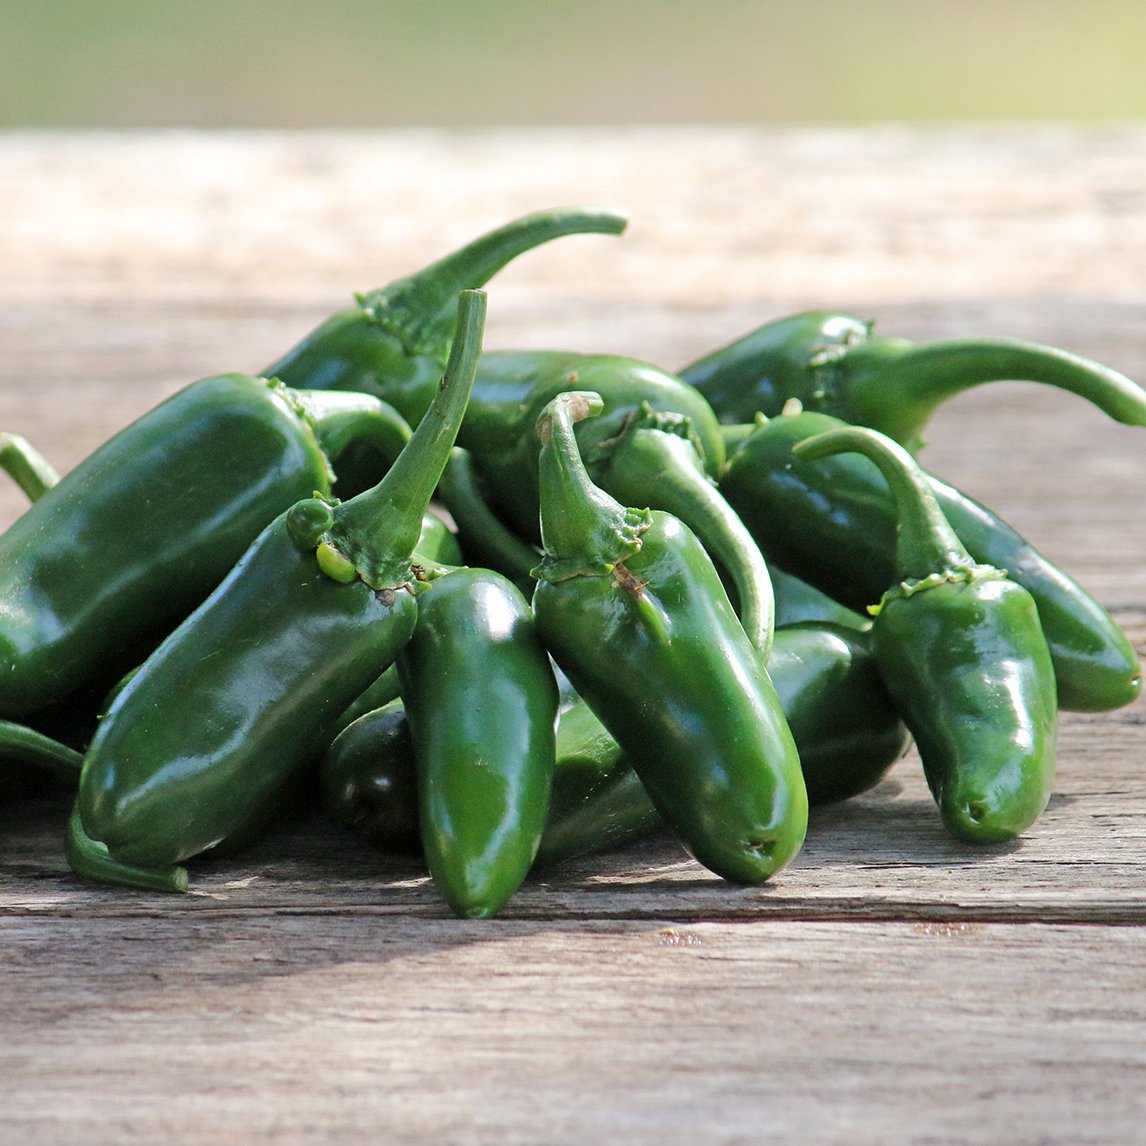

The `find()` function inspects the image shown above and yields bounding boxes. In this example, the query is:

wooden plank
[3,702,1145,923]
[1,915,1143,1145]
[2,128,1146,1143]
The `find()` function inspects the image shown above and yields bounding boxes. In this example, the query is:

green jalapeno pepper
[435,447,541,591]
[720,407,1141,712]
[0,432,59,503]
[397,565,558,918]
[265,207,628,425]
[530,390,807,885]
[0,374,421,718]
[449,359,778,650]
[322,699,422,856]
[793,425,1058,843]
[772,567,871,632]
[325,618,907,870]
[321,692,659,869]
[680,310,1146,451]
[66,290,487,894]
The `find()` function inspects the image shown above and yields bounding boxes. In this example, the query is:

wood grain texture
[2,916,1144,1146]
[1,128,1145,1144]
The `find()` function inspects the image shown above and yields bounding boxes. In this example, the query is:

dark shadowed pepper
[680,310,1146,451]
[529,390,807,884]
[322,619,907,870]
[719,407,1141,713]
[793,424,1058,843]
[66,290,487,893]
[0,374,423,718]
[320,691,660,869]
[0,719,83,800]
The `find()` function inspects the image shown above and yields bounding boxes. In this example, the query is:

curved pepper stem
[436,446,540,587]
[323,289,487,589]
[0,432,60,502]
[792,425,1001,604]
[534,391,651,583]
[357,207,627,364]
[0,718,83,785]
[588,404,775,657]
[840,336,1146,453]
[65,805,189,894]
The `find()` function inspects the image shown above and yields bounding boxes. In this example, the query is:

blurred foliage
[2,0,1145,127]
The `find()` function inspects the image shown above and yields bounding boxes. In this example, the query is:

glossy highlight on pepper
[719,406,1141,712]
[0,374,430,719]
[792,424,1058,843]
[68,290,488,893]
[530,390,807,885]
[681,309,1146,452]
[398,565,558,918]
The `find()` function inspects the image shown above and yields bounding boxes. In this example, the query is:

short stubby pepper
[679,309,1146,452]
[265,207,628,426]
[530,390,807,885]
[719,406,1142,713]
[0,373,422,718]
[321,698,422,857]
[397,565,559,919]
[66,290,487,894]
[793,425,1059,844]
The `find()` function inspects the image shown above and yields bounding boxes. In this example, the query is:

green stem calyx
[534,391,651,583]
[356,208,627,364]
[838,336,1146,452]
[589,403,775,657]
[791,425,1004,613]
[315,289,487,590]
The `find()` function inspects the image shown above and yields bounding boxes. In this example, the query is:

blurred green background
[2,0,1146,127]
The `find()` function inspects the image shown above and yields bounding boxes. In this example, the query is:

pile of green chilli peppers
[2,207,1143,918]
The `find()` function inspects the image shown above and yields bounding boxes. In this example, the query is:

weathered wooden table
[1,128,1144,1145]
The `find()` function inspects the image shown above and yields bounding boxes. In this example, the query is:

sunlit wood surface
[1,127,1144,1145]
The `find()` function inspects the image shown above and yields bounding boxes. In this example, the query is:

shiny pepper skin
[793,425,1058,843]
[679,309,1146,452]
[397,566,559,919]
[530,390,807,885]
[0,375,331,717]
[66,291,487,893]
[719,407,1141,713]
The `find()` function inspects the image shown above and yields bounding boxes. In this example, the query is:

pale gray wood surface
[1,128,1145,1145]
